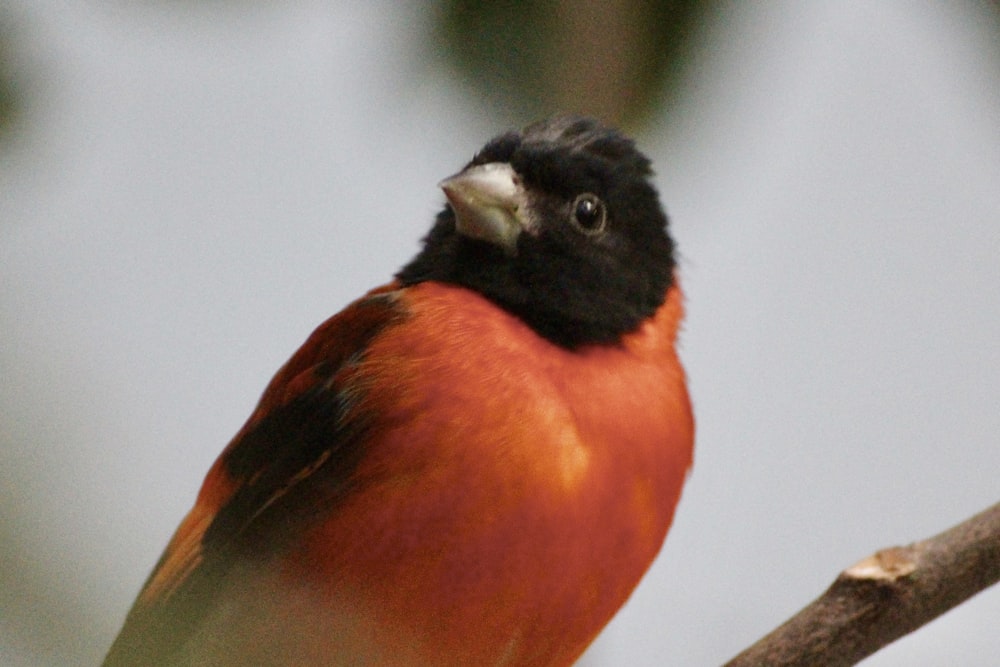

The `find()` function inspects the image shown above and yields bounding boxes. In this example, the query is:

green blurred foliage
[0,17,22,142]
[435,0,712,130]
[0,0,715,148]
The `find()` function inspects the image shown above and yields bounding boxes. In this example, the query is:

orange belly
[268,282,695,666]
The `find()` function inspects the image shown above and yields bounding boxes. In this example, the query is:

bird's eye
[570,194,607,235]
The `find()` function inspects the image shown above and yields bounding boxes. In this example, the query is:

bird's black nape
[397,116,676,349]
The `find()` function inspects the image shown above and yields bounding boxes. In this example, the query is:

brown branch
[723,501,1000,667]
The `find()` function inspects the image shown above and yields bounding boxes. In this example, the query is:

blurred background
[2,1,998,665]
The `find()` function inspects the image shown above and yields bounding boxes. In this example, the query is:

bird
[102,116,694,666]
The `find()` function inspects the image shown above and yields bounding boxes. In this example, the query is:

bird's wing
[102,286,406,666]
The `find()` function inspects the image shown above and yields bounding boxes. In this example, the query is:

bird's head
[397,116,676,349]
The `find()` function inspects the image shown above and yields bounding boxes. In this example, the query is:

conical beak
[439,162,529,253]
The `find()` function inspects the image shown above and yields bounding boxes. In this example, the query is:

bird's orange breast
[275,281,694,666]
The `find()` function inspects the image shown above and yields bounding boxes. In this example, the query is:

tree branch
[723,501,1000,667]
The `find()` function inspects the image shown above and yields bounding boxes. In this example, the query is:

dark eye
[571,194,607,234]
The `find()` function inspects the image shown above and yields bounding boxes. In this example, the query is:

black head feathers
[397,116,675,349]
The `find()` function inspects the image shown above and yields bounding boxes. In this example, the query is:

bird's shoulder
[103,285,410,665]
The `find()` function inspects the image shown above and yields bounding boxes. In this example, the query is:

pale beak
[439,162,529,253]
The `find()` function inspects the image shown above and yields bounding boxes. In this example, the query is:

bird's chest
[289,303,692,665]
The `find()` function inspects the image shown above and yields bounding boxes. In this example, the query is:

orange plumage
[104,117,693,666]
